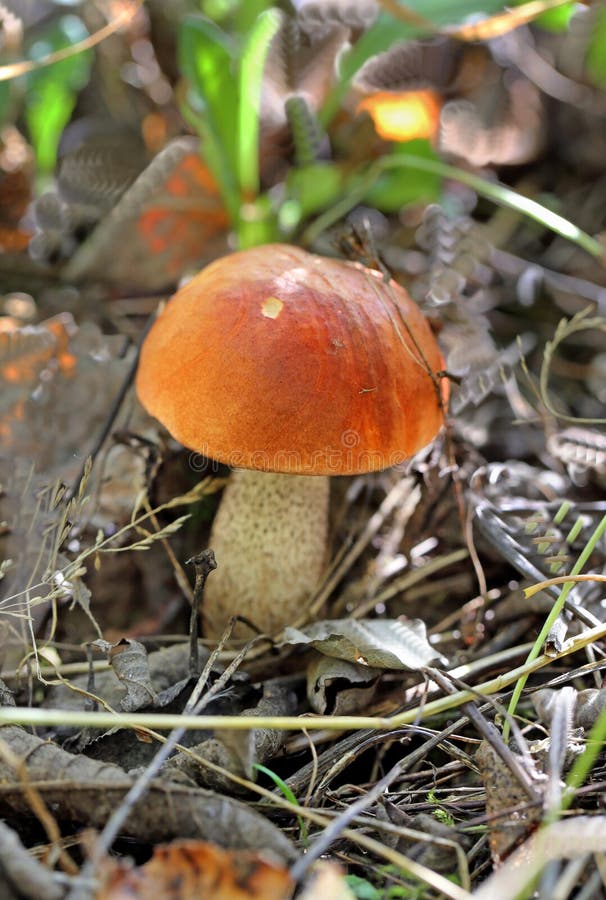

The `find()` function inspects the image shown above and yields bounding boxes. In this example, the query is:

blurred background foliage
[4,0,604,263]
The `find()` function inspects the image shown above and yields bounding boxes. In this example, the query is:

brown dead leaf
[98,839,294,900]
[0,312,76,389]
[476,740,543,865]
[92,638,158,712]
[59,138,230,290]
[307,654,380,714]
[0,128,33,253]
[282,618,442,670]
[0,724,296,862]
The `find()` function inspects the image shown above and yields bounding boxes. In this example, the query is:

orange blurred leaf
[98,840,294,900]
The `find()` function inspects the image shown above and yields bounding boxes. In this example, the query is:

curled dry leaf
[46,641,212,719]
[92,638,158,713]
[352,38,454,145]
[547,426,606,488]
[297,0,378,38]
[353,37,458,96]
[533,686,606,732]
[98,839,293,900]
[306,654,380,714]
[438,78,545,167]
[281,618,442,670]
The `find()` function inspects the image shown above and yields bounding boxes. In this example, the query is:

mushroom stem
[203,470,330,638]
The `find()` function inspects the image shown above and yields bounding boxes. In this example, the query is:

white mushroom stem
[203,470,330,638]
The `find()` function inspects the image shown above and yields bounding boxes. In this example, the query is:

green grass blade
[178,15,240,219]
[504,512,606,741]
[302,153,603,258]
[253,762,309,845]
[238,8,282,198]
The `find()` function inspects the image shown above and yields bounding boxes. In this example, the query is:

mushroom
[136,244,446,637]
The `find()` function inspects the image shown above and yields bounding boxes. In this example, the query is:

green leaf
[236,194,279,248]
[233,0,278,35]
[253,763,309,845]
[512,0,575,32]
[25,15,92,172]
[201,0,275,31]
[27,15,91,91]
[178,15,240,216]
[587,6,606,88]
[238,8,281,198]
[362,140,440,211]
[285,163,347,222]
[26,82,75,172]
[345,875,382,900]
[303,152,604,258]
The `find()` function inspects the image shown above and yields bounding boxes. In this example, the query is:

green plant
[253,762,309,845]
[427,789,456,828]
[178,6,281,246]
[17,15,92,175]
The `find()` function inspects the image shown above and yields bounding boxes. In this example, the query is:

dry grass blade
[474,817,606,899]
[0,1,144,82]
[450,0,575,39]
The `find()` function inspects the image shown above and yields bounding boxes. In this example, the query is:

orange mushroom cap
[136,244,446,475]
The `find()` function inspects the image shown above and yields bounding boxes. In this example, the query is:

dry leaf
[98,840,294,900]
[0,724,295,861]
[307,654,380,714]
[170,683,296,790]
[438,77,545,167]
[533,686,606,732]
[297,0,378,37]
[282,618,442,669]
[31,137,229,290]
[0,317,132,478]
[0,127,33,253]
[92,638,158,712]
[547,426,606,487]
[476,740,543,865]
[474,817,606,899]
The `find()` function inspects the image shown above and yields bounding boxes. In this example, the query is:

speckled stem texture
[203,470,330,638]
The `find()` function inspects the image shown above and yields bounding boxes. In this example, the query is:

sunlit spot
[358,90,442,143]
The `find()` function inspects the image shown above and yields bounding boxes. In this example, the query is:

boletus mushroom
[136,244,446,637]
